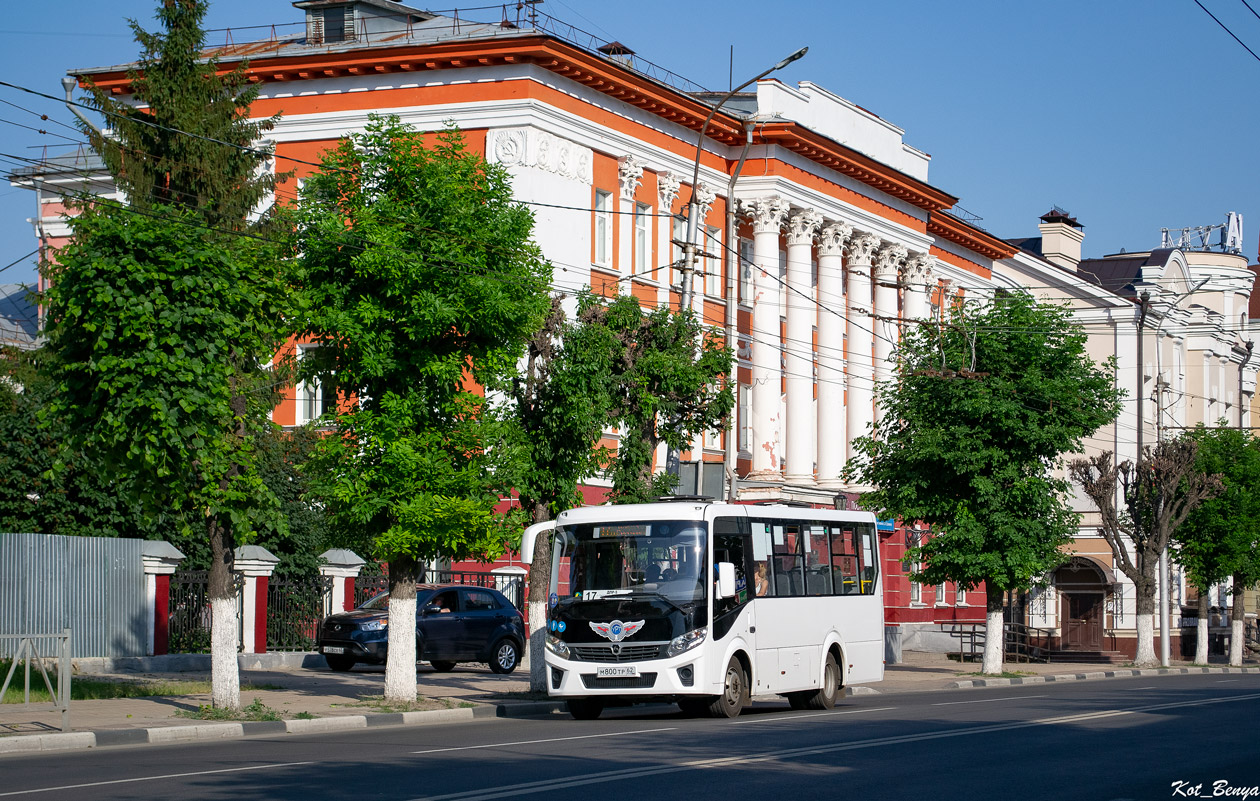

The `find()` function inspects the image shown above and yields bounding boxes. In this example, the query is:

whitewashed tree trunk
[982,606,1003,675]
[210,596,240,709]
[1229,618,1244,667]
[1195,593,1209,665]
[384,593,418,701]
[1135,613,1156,667]
[528,599,547,693]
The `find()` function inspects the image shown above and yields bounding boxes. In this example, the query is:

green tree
[1174,425,1260,666]
[78,0,283,229]
[50,0,291,710]
[847,291,1121,674]
[1070,439,1222,667]
[41,203,289,707]
[578,292,734,504]
[505,295,616,692]
[294,116,551,701]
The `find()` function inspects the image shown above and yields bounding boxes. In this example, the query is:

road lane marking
[0,762,315,797]
[1130,687,1157,690]
[931,695,1046,706]
[1216,679,1239,683]
[406,693,1260,801]
[731,706,897,725]
[412,727,676,755]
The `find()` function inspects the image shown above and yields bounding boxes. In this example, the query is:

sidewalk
[3,651,1256,754]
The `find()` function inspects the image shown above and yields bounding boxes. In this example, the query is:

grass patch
[343,695,449,714]
[176,697,282,722]
[1,661,284,705]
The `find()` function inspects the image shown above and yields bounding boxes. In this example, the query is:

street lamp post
[669,46,806,487]
[678,46,807,315]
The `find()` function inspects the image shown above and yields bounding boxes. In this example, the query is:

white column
[141,541,185,656]
[784,208,821,484]
[817,222,852,488]
[846,233,880,462]
[617,155,644,293]
[319,548,366,615]
[691,182,718,316]
[657,170,681,307]
[902,253,934,323]
[744,195,789,480]
[234,545,280,655]
[872,244,906,427]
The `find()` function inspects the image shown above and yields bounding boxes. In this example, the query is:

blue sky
[1,0,1257,288]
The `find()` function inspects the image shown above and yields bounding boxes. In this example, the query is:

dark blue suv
[317,585,525,674]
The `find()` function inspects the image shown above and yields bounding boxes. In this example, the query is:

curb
[0,700,567,756]
[946,665,1260,689]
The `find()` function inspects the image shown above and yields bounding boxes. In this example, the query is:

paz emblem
[589,620,644,643]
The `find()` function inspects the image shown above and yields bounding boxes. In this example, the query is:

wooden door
[1062,593,1104,650]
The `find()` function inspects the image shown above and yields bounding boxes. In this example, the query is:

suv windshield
[553,519,709,604]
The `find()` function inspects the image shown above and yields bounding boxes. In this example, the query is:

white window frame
[739,238,754,304]
[738,384,752,454]
[294,345,335,426]
[704,225,722,297]
[635,202,650,275]
[672,216,687,288]
[594,190,613,268]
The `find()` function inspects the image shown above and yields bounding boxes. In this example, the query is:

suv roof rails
[751,499,815,508]
[654,494,713,503]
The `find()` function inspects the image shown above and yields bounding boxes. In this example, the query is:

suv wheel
[325,654,356,672]
[489,638,520,674]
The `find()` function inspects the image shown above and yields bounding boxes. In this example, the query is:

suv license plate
[322,646,345,655]
[596,665,638,678]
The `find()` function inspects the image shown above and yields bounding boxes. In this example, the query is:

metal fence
[266,575,333,652]
[350,569,524,610]
[0,533,145,658]
[0,629,71,731]
[167,571,243,654]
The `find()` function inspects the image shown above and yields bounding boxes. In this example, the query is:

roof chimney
[1038,206,1084,270]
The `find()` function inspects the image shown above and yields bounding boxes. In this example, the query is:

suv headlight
[667,627,707,657]
[545,635,570,659]
[359,619,388,631]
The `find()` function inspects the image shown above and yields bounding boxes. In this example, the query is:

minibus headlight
[545,635,570,659]
[667,627,707,657]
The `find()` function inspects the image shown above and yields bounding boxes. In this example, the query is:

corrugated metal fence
[0,533,146,658]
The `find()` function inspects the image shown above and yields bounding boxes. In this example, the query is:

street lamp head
[774,46,809,71]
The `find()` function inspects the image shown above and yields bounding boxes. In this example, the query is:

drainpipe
[1240,341,1253,431]
[61,76,102,137]
[724,119,757,502]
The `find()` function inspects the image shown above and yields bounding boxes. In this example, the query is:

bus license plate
[596,665,638,678]
[322,646,345,654]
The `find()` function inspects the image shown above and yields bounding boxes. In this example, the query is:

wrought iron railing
[168,571,243,654]
[266,575,333,652]
[350,568,524,610]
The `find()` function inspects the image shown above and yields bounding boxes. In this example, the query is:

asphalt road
[2,673,1258,801]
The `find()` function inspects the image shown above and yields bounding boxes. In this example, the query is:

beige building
[992,211,1257,659]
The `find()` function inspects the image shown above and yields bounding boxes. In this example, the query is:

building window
[739,238,754,304]
[956,585,967,606]
[906,529,922,605]
[705,226,722,297]
[739,384,752,453]
[635,202,650,275]
[295,346,336,426]
[936,583,948,606]
[672,215,686,288]
[594,190,612,267]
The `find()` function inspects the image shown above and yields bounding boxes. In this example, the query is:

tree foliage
[1069,438,1223,666]
[847,291,1120,671]
[1173,426,1260,596]
[574,291,734,504]
[78,0,284,228]
[293,116,551,699]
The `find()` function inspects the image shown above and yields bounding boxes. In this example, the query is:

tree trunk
[207,514,240,710]
[526,501,552,694]
[1195,590,1210,665]
[982,584,1004,675]
[1229,573,1244,667]
[384,556,419,702]
[1134,589,1157,668]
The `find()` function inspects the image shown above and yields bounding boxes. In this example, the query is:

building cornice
[927,210,1017,261]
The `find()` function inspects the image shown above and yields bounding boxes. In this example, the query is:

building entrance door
[1062,592,1104,650]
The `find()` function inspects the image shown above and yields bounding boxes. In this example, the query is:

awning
[1055,554,1119,587]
